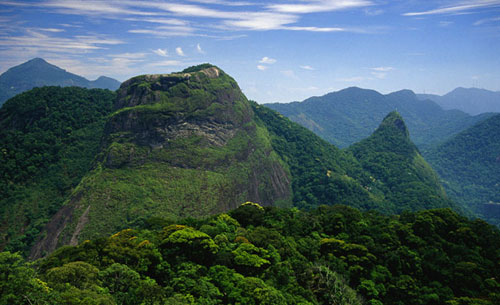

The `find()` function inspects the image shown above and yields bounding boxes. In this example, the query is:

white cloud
[176,47,186,56]
[153,48,168,57]
[38,28,65,32]
[196,43,205,54]
[187,0,254,6]
[268,0,372,14]
[41,0,160,17]
[369,67,394,79]
[259,56,276,64]
[283,26,345,32]
[2,0,375,35]
[223,12,298,31]
[0,29,123,54]
[370,66,393,72]
[125,17,188,26]
[403,0,500,16]
[474,16,500,26]
[364,8,384,16]
[300,65,315,70]
[129,25,195,37]
[257,65,267,70]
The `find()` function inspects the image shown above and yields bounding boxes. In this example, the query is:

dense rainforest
[423,114,500,226]
[0,64,499,305]
[0,87,116,255]
[2,203,499,305]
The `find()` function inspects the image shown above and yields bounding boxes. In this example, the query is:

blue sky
[1,0,499,103]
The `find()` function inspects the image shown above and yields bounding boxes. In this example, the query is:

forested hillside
[423,114,500,226]
[2,203,499,304]
[0,87,116,256]
[253,105,453,214]
[348,111,454,213]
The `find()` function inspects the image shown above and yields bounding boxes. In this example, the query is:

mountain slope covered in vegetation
[30,65,294,258]
[347,111,454,213]
[0,87,116,256]
[424,114,500,225]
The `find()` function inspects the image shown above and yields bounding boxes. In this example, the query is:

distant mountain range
[417,87,500,115]
[266,87,492,149]
[0,58,121,105]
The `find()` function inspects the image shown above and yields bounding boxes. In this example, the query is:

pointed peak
[378,111,410,138]
[27,57,48,64]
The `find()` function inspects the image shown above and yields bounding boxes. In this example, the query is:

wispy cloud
[38,27,65,32]
[282,26,345,32]
[0,29,123,54]
[259,56,276,64]
[196,43,205,54]
[369,66,394,79]
[474,16,500,25]
[364,8,384,16]
[5,0,372,34]
[370,66,393,72]
[300,65,315,70]
[186,0,254,6]
[41,0,160,17]
[128,25,196,37]
[153,48,168,57]
[176,47,186,56]
[268,0,372,14]
[257,65,267,71]
[125,17,188,26]
[403,0,500,16]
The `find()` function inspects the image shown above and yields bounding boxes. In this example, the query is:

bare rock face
[31,65,292,258]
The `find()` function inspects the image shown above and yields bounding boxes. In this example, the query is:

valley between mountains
[0,62,499,305]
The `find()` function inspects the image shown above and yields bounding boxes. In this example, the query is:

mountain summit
[0,58,120,105]
[30,64,292,258]
[348,111,453,212]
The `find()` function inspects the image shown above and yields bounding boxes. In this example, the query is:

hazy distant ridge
[266,87,491,149]
[417,87,500,115]
[0,58,121,106]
